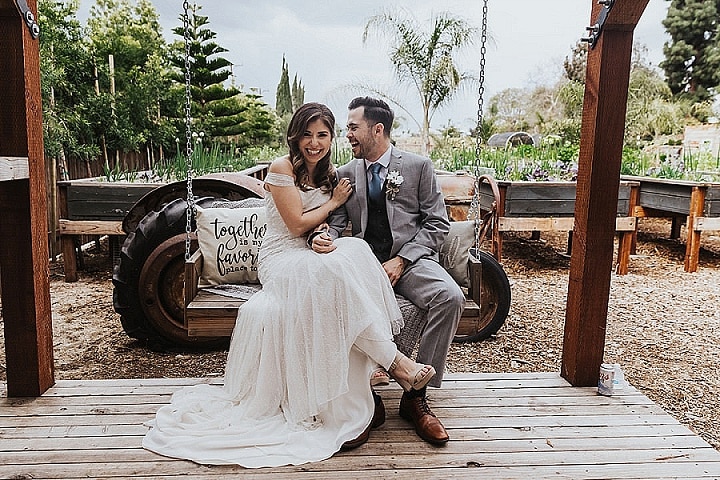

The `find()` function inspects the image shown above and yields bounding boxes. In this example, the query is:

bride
[142,102,435,467]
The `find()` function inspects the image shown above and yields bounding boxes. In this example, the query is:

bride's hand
[332,178,353,206]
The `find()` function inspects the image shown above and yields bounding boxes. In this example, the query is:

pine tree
[660,0,720,101]
[275,56,293,117]
[170,5,236,133]
[170,4,275,144]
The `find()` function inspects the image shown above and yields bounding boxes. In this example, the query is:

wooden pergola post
[0,0,55,396]
[562,0,649,386]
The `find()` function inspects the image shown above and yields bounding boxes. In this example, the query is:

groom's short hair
[349,97,394,138]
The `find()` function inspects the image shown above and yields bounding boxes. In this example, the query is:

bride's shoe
[388,353,436,392]
[371,367,390,387]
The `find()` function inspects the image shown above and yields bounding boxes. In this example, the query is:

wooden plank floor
[2,372,720,479]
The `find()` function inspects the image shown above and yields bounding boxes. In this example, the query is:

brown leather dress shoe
[371,391,385,428]
[341,392,385,451]
[340,423,370,451]
[399,393,449,445]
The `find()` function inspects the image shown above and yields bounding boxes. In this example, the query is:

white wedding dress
[143,172,403,467]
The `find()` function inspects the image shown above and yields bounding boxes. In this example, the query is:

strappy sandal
[388,353,436,392]
[371,367,390,387]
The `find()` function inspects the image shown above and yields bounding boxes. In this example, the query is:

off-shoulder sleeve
[264,172,295,187]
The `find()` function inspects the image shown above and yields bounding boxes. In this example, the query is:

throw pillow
[439,220,476,288]
[195,205,268,286]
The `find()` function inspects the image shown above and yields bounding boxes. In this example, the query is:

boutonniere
[385,170,404,200]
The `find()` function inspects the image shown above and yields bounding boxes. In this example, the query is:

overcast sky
[79,1,670,133]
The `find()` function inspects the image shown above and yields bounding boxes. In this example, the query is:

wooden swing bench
[184,244,485,349]
[181,172,510,347]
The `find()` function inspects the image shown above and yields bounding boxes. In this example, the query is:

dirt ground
[1,218,719,450]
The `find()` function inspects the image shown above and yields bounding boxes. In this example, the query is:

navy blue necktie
[368,163,383,204]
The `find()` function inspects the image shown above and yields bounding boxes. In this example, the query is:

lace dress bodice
[258,172,330,276]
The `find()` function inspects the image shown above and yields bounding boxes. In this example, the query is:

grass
[432,141,720,183]
[103,162,140,182]
[101,137,355,183]
[150,144,282,182]
[432,141,580,181]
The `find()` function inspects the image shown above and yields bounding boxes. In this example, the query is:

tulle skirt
[143,237,403,467]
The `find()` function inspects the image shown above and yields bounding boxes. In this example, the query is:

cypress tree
[291,74,305,111]
[275,56,293,117]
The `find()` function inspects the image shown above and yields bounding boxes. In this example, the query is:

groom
[322,96,465,445]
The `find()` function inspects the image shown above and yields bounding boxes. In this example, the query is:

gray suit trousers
[394,257,465,388]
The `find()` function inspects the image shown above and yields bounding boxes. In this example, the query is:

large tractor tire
[113,173,265,349]
[453,248,511,343]
[113,196,223,348]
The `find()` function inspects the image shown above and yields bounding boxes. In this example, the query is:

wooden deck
[2,372,720,479]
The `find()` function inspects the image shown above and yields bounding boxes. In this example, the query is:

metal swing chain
[183,1,195,262]
[470,0,490,252]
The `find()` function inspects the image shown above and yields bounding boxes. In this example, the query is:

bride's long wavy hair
[286,102,337,192]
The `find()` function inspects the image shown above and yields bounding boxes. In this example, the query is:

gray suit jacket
[328,146,450,263]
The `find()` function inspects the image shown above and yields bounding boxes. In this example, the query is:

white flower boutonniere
[385,170,404,200]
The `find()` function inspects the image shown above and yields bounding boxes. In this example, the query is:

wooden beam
[601,0,651,30]
[497,216,636,232]
[617,182,640,275]
[0,0,54,397]
[0,156,29,181]
[684,186,706,272]
[56,220,124,281]
[561,0,649,387]
[694,216,720,231]
[58,219,124,236]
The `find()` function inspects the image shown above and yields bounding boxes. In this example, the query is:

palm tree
[363,8,477,155]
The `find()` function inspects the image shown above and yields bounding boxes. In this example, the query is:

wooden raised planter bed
[473,179,639,274]
[621,175,720,272]
[57,180,161,281]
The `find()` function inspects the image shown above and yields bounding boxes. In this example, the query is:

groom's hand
[310,224,336,254]
[383,256,408,286]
